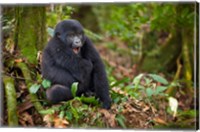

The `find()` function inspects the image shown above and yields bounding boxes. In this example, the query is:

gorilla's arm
[42,48,76,86]
[82,37,111,109]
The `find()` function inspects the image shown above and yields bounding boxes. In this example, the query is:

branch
[16,62,44,112]
[3,76,18,126]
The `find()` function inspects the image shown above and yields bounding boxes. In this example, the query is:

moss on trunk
[3,76,18,126]
[15,6,46,64]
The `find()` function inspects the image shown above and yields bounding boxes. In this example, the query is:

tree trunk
[15,6,46,64]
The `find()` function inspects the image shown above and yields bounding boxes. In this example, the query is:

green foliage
[29,79,51,94]
[39,108,55,115]
[148,74,169,85]
[65,111,73,121]
[109,76,131,104]
[150,4,194,32]
[178,110,197,118]
[47,27,54,37]
[93,4,149,44]
[132,73,144,89]
[79,96,99,105]
[115,114,126,128]
[110,77,130,88]
[42,79,51,89]
[29,84,41,94]
[47,5,74,28]
[98,3,194,37]
[71,82,78,97]
[130,73,169,100]
[71,82,99,106]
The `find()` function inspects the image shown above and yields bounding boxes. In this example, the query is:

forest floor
[2,37,196,129]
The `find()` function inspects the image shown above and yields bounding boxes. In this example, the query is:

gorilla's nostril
[75,40,80,43]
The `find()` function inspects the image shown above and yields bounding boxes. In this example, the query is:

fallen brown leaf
[17,100,33,113]
[142,105,150,112]
[54,117,69,128]
[14,58,23,63]
[153,117,167,125]
[43,114,53,127]
[100,109,116,127]
[19,112,34,126]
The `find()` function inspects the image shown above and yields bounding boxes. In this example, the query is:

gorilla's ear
[54,22,62,38]
[55,32,61,38]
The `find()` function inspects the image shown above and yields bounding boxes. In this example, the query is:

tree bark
[15,6,46,64]
[3,76,18,126]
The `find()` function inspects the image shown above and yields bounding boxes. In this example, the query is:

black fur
[41,19,111,109]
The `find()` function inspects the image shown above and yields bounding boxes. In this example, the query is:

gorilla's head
[54,19,85,54]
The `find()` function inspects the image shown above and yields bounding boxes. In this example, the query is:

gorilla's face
[55,19,85,54]
[66,31,83,54]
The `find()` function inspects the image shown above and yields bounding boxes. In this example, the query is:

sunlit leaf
[110,77,130,88]
[70,101,79,121]
[146,88,154,97]
[113,97,120,103]
[149,74,168,85]
[155,86,168,95]
[47,27,54,37]
[42,79,51,89]
[133,74,144,89]
[80,96,99,105]
[65,111,73,121]
[144,77,152,85]
[29,84,41,94]
[71,82,78,97]
[59,111,65,119]
[39,109,55,115]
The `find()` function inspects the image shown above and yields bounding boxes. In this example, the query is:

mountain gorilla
[41,19,111,109]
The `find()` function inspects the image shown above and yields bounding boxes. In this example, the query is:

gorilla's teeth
[73,47,80,54]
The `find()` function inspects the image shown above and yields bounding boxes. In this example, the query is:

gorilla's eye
[68,33,75,38]
[77,33,83,38]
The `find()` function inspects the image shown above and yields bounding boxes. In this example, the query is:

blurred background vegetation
[1,3,198,129]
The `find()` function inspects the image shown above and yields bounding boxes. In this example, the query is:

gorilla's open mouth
[72,47,81,54]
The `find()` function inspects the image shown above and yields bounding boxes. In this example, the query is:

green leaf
[155,86,167,95]
[71,82,78,97]
[59,111,65,119]
[47,27,54,37]
[178,110,196,118]
[115,114,126,128]
[113,97,120,103]
[70,101,79,121]
[42,79,51,89]
[80,96,99,105]
[124,85,135,89]
[65,111,73,121]
[149,74,168,85]
[133,74,144,89]
[110,77,130,88]
[144,77,152,85]
[29,84,41,94]
[39,109,55,115]
[146,88,154,97]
